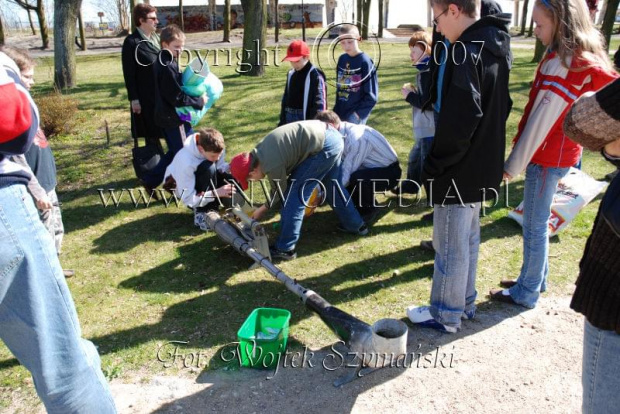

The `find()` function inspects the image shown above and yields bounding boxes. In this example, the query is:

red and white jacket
[504,51,618,177]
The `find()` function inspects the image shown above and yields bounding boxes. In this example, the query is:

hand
[215,184,236,198]
[401,87,411,99]
[131,100,141,114]
[251,205,268,221]
[503,172,512,181]
[201,93,209,107]
[604,139,620,158]
[36,195,53,210]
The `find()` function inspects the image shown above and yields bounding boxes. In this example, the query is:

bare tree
[223,0,231,42]
[519,0,529,36]
[378,0,383,38]
[532,37,545,63]
[601,0,620,50]
[54,0,82,89]
[240,0,267,76]
[9,0,50,48]
[90,0,130,32]
[27,9,36,35]
[179,0,184,31]
[0,14,5,45]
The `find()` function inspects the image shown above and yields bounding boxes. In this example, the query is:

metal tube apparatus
[205,209,408,386]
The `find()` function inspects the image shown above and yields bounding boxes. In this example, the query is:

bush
[35,90,78,138]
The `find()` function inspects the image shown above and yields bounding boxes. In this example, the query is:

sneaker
[419,240,434,252]
[406,306,458,333]
[462,308,476,320]
[63,269,75,278]
[193,210,211,231]
[489,288,519,305]
[269,246,297,261]
[337,224,369,236]
[421,211,434,222]
[361,210,379,225]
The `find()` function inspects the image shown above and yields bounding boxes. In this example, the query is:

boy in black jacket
[142,24,207,192]
[406,0,511,333]
[278,40,327,126]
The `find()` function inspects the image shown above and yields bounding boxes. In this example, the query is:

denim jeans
[343,111,369,125]
[275,126,365,251]
[582,320,620,414]
[284,108,304,124]
[509,164,569,308]
[404,136,433,193]
[429,202,480,329]
[0,183,116,413]
[143,122,192,188]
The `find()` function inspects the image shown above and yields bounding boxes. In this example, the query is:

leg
[142,123,191,188]
[0,184,116,414]
[582,320,620,414]
[275,128,344,252]
[508,164,569,308]
[429,203,480,329]
[347,162,401,214]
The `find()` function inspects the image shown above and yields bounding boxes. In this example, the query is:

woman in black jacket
[121,3,163,146]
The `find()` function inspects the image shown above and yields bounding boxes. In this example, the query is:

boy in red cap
[278,40,327,126]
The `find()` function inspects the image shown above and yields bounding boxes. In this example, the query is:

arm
[121,37,139,102]
[11,154,49,206]
[278,71,291,126]
[353,58,379,120]
[405,69,432,109]
[340,129,367,186]
[307,69,327,120]
[159,62,204,110]
[422,61,482,179]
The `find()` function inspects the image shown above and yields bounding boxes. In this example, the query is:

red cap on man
[230,152,251,190]
[282,40,310,62]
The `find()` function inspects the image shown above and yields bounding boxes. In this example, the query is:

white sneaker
[406,305,458,333]
[193,210,210,231]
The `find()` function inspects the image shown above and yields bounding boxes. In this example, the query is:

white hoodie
[164,133,229,208]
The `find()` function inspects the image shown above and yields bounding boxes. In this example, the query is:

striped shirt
[339,122,399,186]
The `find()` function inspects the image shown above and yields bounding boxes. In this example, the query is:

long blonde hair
[536,0,612,70]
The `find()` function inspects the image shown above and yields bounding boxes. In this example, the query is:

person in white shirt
[316,111,401,222]
[163,128,236,230]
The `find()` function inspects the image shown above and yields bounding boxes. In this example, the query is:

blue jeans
[404,136,433,193]
[582,320,620,414]
[343,111,369,125]
[275,126,365,251]
[509,164,569,308]
[284,108,304,124]
[143,122,192,188]
[0,183,116,413]
[429,202,480,329]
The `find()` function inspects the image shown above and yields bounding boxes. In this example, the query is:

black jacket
[153,52,204,129]
[422,15,512,205]
[121,31,163,139]
[278,63,327,126]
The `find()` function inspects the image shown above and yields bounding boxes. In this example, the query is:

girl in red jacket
[490,0,618,308]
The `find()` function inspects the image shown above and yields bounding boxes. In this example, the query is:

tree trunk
[130,0,136,32]
[54,0,82,89]
[274,0,279,43]
[378,0,383,38]
[179,0,184,31]
[520,0,529,36]
[514,0,520,28]
[240,0,267,77]
[0,15,5,45]
[532,37,545,63]
[601,0,620,51]
[223,0,231,42]
[27,9,36,35]
[597,0,608,25]
[361,0,371,39]
[356,0,362,29]
[78,9,87,51]
[36,0,49,49]
[527,15,534,37]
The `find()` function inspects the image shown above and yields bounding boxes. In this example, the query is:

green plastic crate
[237,308,291,369]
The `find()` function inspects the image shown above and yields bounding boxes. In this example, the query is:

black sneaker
[337,224,369,236]
[420,240,434,252]
[421,211,434,222]
[361,210,379,224]
[269,246,297,261]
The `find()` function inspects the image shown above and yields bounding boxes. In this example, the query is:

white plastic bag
[508,167,607,237]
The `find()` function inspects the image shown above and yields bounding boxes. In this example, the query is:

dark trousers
[194,160,236,212]
[143,122,192,188]
[347,161,401,215]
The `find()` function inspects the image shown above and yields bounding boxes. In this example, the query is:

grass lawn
[1,38,618,408]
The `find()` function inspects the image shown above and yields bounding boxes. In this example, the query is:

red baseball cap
[230,152,251,190]
[282,40,310,62]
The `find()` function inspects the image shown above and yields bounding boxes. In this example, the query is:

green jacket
[252,120,327,208]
